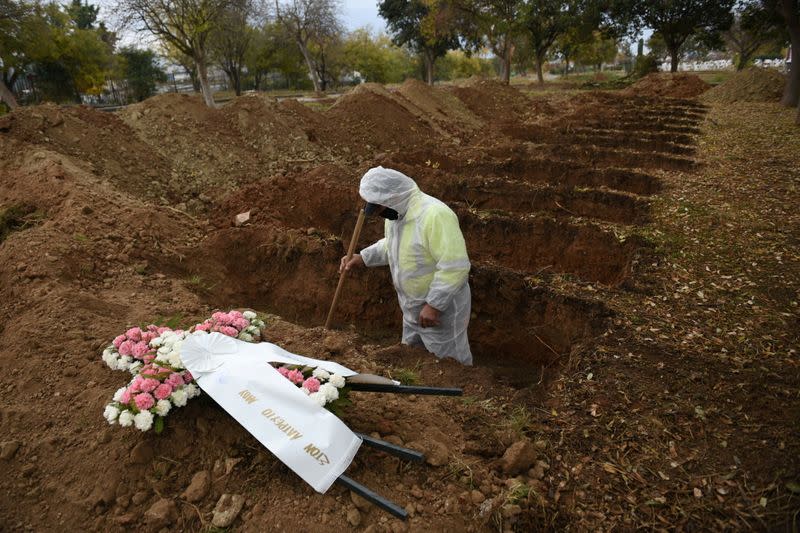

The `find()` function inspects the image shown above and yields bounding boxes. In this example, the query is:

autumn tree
[457,0,526,84]
[120,0,230,106]
[210,0,259,95]
[379,0,461,84]
[608,0,734,72]
[724,3,783,70]
[522,0,589,84]
[274,0,343,92]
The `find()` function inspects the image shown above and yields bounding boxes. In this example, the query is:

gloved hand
[339,254,364,274]
[418,304,441,328]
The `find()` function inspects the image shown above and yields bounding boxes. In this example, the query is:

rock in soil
[182,470,211,502]
[212,493,245,528]
[350,490,372,512]
[144,498,177,528]
[346,508,362,527]
[0,441,21,460]
[501,439,537,475]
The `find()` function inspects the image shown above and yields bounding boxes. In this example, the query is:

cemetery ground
[0,75,797,531]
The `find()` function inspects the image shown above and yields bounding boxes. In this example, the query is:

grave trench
[183,224,611,388]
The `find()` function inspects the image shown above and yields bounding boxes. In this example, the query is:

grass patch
[501,405,533,437]
[391,366,419,385]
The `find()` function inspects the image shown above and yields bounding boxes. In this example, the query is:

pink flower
[129,376,143,393]
[140,378,159,393]
[143,355,155,364]
[120,389,132,404]
[302,377,320,393]
[233,317,249,330]
[212,312,225,321]
[287,369,305,385]
[154,383,173,400]
[219,326,238,337]
[118,340,133,356]
[277,367,290,377]
[194,322,210,332]
[183,371,193,384]
[134,393,155,411]
[132,342,149,358]
[112,335,126,348]
[167,373,184,387]
[141,331,155,343]
[125,327,142,342]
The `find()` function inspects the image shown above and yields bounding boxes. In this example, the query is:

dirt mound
[0,103,173,200]
[448,78,534,123]
[396,79,485,138]
[701,67,786,103]
[625,72,711,98]
[322,83,449,156]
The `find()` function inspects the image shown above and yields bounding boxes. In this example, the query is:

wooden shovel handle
[324,208,366,329]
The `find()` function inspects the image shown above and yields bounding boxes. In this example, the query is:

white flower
[118,410,134,427]
[319,383,339,402]
[192,329,208,336]
[254,320,265,328]
[312,368,330,380]
[171,389,188,407]
[134,410,154,431]
[102,351,118,370]
[309,392,327,406]
[245,325,258,334]
[128,361,142,374]
[329,373,346,388]
[112,387,126,402]
[150,337,163,348]
[243,311,257,320]
[185,384,200,398]
[155,400,171,416]
[238,332,253,342]
[168,353,183,369]
[103,404,120,424]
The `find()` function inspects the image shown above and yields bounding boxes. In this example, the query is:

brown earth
[625,72,711,99]
[0,78,797,532]
[702,67,787,103]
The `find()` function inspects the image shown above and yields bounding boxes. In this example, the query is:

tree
[210,0,257,95]
[553,21,595,75]
[118,47,167,101]
[522,0,588,84]
[245,21,310,89]
[724,3,783,70]
[457,0,526,84]
[120,0,230,107]
[274,0,343,92]
[609,0,735,72]
[379,0,461,84]
[759,0,799,114]
[341,28,415,83]
[67,0,99,29]
[575,30,617,71]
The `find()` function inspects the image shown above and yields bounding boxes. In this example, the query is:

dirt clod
[0,441,20,460]
[182,470,211,502]
[144,498,177,528]
[501,439,537,474]
[347,507,362,526]
[212,493,245,528]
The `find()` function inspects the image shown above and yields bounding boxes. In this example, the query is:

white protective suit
[358,167,473,365]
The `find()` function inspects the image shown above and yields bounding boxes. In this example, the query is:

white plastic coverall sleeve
[360,238,388,267]
[357,166,473,365]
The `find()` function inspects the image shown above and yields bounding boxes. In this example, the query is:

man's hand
[418,304,441,328]
[339,254,364,274]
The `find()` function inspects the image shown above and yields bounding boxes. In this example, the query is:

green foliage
[245,22,311,90]
[118,47,167,102]
[341,28,416,83]
[632,54,659,77]
[436,49,495,80]
[1,0,114,103]
[575,30,618,69]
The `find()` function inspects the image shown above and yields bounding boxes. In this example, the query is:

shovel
[324,207,366,329]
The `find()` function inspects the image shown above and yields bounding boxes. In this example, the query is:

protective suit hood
[359,166,418,217]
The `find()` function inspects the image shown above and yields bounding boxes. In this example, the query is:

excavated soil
[624,72,711,99]
[12,77,794,533]
[701,67,787,103]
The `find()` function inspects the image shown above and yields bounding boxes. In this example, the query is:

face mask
[379,207,399,220]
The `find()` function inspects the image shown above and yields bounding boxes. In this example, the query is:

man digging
[339,166,473,365]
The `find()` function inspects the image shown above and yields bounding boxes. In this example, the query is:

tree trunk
[501,40,512,84]
[535,51,545,84]
[195,55,216,107]
[423,50,435,85]
[296,39,322,93]
[0,78,19,109]
[778,0,800,106]
[564,53,570,76]
[669,45,680,72]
